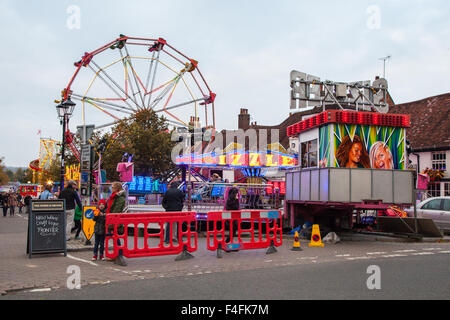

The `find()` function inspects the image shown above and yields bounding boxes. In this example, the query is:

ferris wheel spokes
[63,35,216,131]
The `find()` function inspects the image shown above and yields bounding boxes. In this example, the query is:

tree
[100,109,176,181]
[22,168,34,184]
[39,159,61,185]
[0,158,9,185]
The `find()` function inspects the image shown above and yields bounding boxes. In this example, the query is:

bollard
[114,249,127,266]
[266,240,278,255]
[175,245,195,261]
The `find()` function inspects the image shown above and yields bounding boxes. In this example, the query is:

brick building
[389,93,450,197]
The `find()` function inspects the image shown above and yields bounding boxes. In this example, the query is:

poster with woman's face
[319,124,405,170]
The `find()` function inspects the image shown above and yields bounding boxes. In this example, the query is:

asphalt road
[3,252,449,301]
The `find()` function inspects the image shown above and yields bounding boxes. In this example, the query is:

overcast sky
[0,0,449,167]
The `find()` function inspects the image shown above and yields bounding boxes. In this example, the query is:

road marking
[393,250,416,253]
[381,254,408,258]
[67,254,98,267]
[411,252,435,256]
[439,251,450,253]
[422,248,442,251]
[336,254,351,257]
[346,256,370,260]
[367,252,387,255]
[29,288,51,293]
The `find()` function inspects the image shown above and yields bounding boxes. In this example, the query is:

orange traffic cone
[308,224,324,247]
[291,231,302,251]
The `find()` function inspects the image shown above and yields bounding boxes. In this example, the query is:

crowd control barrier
[206,210,283,258]
[105,212,198,266]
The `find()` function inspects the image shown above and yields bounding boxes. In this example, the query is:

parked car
[405,197,450,234]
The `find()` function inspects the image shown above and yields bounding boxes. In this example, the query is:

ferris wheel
[60,35,216,132]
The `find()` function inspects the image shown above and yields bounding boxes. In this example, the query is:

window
[432,152,446,170]
[428,182,441,197]
[444,183,450,196]
[422,199,442,210]
[443,199,450,211]
[301,139,318,168]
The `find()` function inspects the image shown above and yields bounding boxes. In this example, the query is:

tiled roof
[217,92,449,152]
[389,93,450,151]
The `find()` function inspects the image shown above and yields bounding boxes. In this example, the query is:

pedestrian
[24,194,32,214]
[92,199,107,261]
[71,205,83,240]
[58,180,82,241]
[1,193,8,217]
[17,193,23,213]
[106,182,126,214]
[39,184,54,200]
[162,181,185,244]
[225,187,240,244]
[8,191,18,216]
[105,182,127,260]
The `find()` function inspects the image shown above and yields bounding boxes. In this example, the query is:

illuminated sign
[176,150,297,168]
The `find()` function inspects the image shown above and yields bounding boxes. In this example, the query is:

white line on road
[336,254,351,257]
[366,252,387,255]
[381,254,409,258]
[67,254,98,267]
[411,252,435,256]
[440,251,450,253]
[393,250,416,253]
[422,248,442,251]
[29,288,52,293]
[346,257,370,260]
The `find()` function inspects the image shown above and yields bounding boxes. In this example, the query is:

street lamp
[56,97,76,192]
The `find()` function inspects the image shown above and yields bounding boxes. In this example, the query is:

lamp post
[56,98,76,193]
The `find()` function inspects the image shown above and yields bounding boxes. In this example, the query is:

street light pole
[60,114,67,193]
[56,98,76,194]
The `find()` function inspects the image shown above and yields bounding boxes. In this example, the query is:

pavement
[1,208,450,297]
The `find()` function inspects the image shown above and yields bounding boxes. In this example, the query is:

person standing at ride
[225,187,240,244]
[106,182,126,213]
[8,191,18,217]
[162,181,185,244]
[106,182,127,247]
[58,180,82,241]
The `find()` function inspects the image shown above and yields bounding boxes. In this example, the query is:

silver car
[406,197,450,234]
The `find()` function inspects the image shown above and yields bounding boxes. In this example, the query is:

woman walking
[8,191,18,216]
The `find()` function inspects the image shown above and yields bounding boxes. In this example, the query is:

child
[71,205,83,240]
[92,199,107,261]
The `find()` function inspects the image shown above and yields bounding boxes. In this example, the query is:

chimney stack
[238,108,250,130]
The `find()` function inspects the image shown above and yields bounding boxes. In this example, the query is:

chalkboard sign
[27,200,67,258]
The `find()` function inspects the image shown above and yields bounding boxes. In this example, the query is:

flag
[37,129,41,136]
